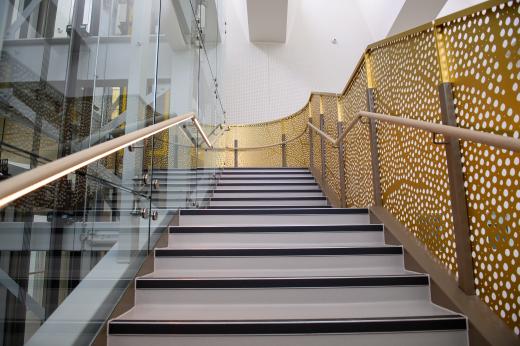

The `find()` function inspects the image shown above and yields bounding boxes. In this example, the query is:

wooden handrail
[0,113,213,208]
[308,111,520,152]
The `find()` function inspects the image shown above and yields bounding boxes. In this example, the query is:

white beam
[247,0,288,43]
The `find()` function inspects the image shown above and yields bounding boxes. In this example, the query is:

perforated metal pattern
[311,95,322,179]
[199,108,309,168]
[321,94,341,204]
[441,1,520,333]
[370,29,458,273]
[341,64,375,208]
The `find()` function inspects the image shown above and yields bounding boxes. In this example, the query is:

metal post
[309,119,314,171]
[173,134,179,168]
[367,88,382,206]
[281,134,287,167]
[319,114,326,186]
[234,139,238,168]
[337,121,346,207]
[438,83,475,295]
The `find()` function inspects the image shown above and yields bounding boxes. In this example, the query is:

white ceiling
[246,0,288,43]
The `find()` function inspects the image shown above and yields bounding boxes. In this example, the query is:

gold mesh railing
[196,0,519,336]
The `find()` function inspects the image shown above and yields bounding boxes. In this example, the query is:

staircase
[108,167,468,346]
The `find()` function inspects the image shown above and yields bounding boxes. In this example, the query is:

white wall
[218,0,404,124]
[217,0,485,124]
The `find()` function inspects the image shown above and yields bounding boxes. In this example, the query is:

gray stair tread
[142,267,417,278]
[114,300,456,321]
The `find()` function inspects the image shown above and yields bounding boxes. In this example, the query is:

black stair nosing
[151,177,315,181]
[154,246,403,257]
[169,224,384,233]
[206,205,331,209]
[108,315,467,335]
[135,275,429,289]
[180,208,368,215]
[157,182,319,187]
[213,189,322,193]
[220,167,309,170]
[217,182,319,186]
[153,196,327,202]
[210,196,327,201]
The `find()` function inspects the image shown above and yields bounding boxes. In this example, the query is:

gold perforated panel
[370,29,458,273]
[441,1,520,333]
[198,108,309,168]
[321,94,341,205]
[310,95,322,179]
[341,63,375,208]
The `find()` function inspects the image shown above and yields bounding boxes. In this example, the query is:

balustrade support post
[234,139,238,168]
[438,82,475,295]
[281,134,287,167]
[367,88,382,206]
[337,121,346,207]
[319,114,326,186]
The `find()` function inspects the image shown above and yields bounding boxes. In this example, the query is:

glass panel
[0,0,225,343]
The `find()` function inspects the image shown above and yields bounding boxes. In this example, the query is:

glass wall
[0,0,225,344]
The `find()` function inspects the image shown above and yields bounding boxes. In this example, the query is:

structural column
[438,83,475,295]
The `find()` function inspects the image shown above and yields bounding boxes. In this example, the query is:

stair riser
[109,331,468,346]
[134,286,430,306]
[179,214,370,226]
[168,232,384,248]
[154,255,404,273]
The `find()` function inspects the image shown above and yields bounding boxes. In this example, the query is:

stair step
[214,184,321,190]
[135,275,429,289]
[212,190,323,198]
[168,225,384,248]
[180,208,368,215]
[178,208,369,225]
[133,275,430,306]
[109,305,466,334]
[207,205,331,209]
[169,224,383,233]
[155,246,402,257]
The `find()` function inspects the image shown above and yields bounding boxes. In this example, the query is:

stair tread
[112,301,460,322]
[142,267,416,278]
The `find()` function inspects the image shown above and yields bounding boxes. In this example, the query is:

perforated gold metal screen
[370,29,458,273]
[440,1,520,333]
[310,95,323,179]
[198,107,309,168]
[341,64,375,208]
[322,94,341,204]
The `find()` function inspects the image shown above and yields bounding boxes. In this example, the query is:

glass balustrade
[0,0,225,344]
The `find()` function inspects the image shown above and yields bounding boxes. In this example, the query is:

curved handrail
[308,111,520,152]
[208,126,309,151]
[0,113,213,208]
